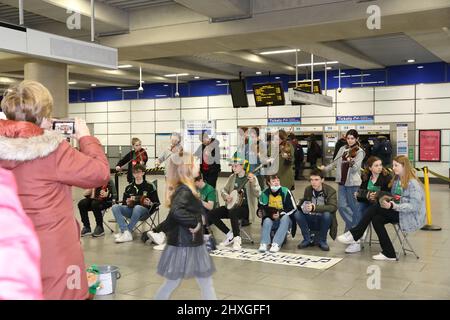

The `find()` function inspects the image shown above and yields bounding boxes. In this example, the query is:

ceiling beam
[407,29,450,63]
[174,0,251,19]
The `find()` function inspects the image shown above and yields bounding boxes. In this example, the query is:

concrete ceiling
[0,0,449,89]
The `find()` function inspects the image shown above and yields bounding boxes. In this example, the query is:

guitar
[226,163,264,210]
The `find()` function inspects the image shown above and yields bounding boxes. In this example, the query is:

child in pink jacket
[0,168,42,300]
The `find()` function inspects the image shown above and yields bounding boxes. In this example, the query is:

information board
[253,82,285,107]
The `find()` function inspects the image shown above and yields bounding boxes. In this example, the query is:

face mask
[271,186,281,192]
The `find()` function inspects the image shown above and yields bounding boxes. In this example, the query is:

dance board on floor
[210,247,343,270]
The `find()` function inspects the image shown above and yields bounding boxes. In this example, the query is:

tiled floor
[75,175,450,300]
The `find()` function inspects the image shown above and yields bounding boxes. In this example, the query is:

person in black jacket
[291,136,304,180]
[372,136,393,167]
[344,156,392,254]
[194,131,221,188]
[112,164,159,243]
[78,178,117,237]
[154,152,216,300]
[307,135,322,168]
[115,137,148,183]
[333,134,347,161]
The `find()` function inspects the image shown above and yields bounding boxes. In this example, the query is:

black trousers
[207,205,249,237]
[78,198,108,229]
[202,170,219,188]
[350,205,400,258]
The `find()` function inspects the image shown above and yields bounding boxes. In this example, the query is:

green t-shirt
[234,175,248,206]
[367,179,381,192]
[199,183,216,205]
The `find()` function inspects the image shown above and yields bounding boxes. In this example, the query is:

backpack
[381,141,392,155]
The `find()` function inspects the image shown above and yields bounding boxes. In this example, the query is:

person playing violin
[116,137,148,183]
[155,132,183,177]
[78,178,117,237]
[320,129,364,232]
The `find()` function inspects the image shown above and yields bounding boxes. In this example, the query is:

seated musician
[345,156,392,254]
[257,175,297,253]
[207,152,261,250]
[338,156,426,261]
[295,169,338,251]
[112,164,159,243]
[78,178,117,237]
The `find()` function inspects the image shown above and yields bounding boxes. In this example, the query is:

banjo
[226,163,264,210]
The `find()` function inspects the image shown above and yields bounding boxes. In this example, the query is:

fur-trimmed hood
[0,120,65,168]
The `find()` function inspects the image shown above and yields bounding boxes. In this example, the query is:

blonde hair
[1,80,53,125]
[131,137,141,146]
[165,150,199,207]
[389,155,420,189]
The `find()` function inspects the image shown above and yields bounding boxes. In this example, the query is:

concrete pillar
[24,60,68,119]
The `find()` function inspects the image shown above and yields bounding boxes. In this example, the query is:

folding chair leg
[402,233,420,259]
[103,221,115,233]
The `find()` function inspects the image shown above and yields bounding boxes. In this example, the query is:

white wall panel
[239,107,267,119]
[94,135,108,146]
[416,98,450,114]
[181,97,207,109]
[208,95,233,108]
[301,117,335,125]
[131,122,155,134]
[137,134,155,146]
[416,83,450,99]
[143,146,156,159]
[108,135,131,146]
[85,102,107,113]
[336,87,373,102]
[108,100,130,112]
[131,99,155,111]
[69,113,86,120]
[209,108,236,120]
[268,106,299,118]
[69,103,85,113]
[216,120,237,131]
[155,110,180,121]
[337,102,373,116]
[108,112,130,123]
[108,123,130,134]
[86,113,107,123]
[247,94,256,107]
[416,114,450,129]
[238,119,267,126]
[375,115,414,123]
[94,123,108,134]
[375,100,414,115]
[375,85,415,100]
[302,104,336,117]
[181,109,208,120]
[155,98,181,109]
[131,111,155,122]
[155,121,181,133]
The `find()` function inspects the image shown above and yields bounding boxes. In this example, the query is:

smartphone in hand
[52,119,75,137]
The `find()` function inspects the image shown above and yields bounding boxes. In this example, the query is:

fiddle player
[78,178,117,237]
[320,129,364,232]
[116,137,148,183]
[155,132,183,176]
[111,164,159,243]
[207,153,261,251]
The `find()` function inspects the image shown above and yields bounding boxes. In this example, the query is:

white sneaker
[269,243,280,253]
[232,236,242,250]
[372,253,397,261]
[345,242,361,254]
[153,244,166,251]
[148,231,166,245]
[258,243,268,253]
[115,230,133,243]
[337,231,356,245]
[219,231,234,247]
[113,232,122,240]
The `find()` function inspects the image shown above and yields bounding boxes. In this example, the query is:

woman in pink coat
[0,168,42,300]
[0,81,110,300]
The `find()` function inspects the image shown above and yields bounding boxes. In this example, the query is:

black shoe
[81,227,92,237]
[141,232,149,243]
[241,219,251,227]
[92,226,104,237]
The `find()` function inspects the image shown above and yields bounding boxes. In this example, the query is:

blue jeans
[112,204,148,232]
[338,185,361,232]
[295,210,332,244]
[260,214,292,247]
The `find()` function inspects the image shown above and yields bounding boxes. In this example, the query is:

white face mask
[271,186,281,192]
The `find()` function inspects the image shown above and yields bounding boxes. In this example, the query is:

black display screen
[253,82,285,107]
[229,79,249,108]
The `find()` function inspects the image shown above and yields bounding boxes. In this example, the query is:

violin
[344,144,360,159]
[92,185,109,201]
[131,149,148,167]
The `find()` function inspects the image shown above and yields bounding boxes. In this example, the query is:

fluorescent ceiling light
[118,64,133,69]
[275,76,281,79]
[260,49,300,55]
[333,73,371,79]
[68,81,77,85]
[164,73,189,77]
[91,84,97,87]
[417,66,424,69]
[352,81,384,85]
[256,71,262,75]
[117,87,122,90]
[216,80,222,83]
[297,61,339,67]
[406,59,416,63]
[194,76,200,79]
[163,84,169,87]
[156,95,167,97]
[326,67,333,70]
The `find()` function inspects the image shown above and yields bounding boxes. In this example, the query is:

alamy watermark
[367,265,381,290]
[366,5,381,30]
[66,9,81,30]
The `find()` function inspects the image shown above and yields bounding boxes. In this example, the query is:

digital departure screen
[253,82,285,107]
